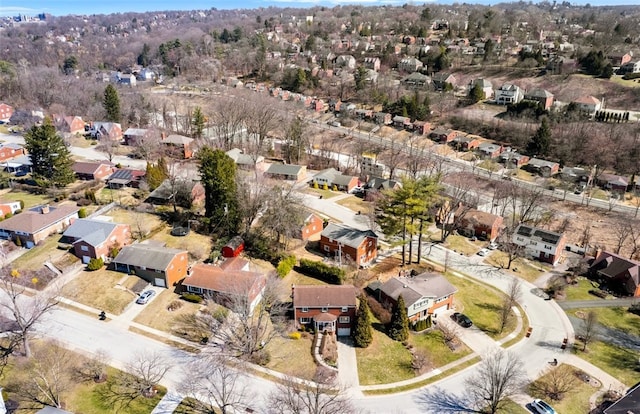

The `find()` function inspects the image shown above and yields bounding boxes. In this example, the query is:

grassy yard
[590,189,609,201]
[500,399,530,414]
[484,251,546,283]
[408,329,471,367]
[569,307,640,335]
[449,275,517,339]
[264,333,317,380]
[563,278,603,301]
[150,226,213,261]
[132,288,203,335]
[306,187,341,199]
[0,189,51,208]
[444,234,483,256]
[336,195,372,214]
[62,268,136,314]
[104,208,164,238]
[573,340,639,386]
[528,364,595,414]
[356,327,413,385]
[10,235,70,271]
[478,160,501,172]
[513,169,536,182]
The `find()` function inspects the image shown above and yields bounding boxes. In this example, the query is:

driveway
[438,310,498,355]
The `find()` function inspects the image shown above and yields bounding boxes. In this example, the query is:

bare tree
[498,278,522,334]
[438,321,460,345]
[579,310,598,352]
[628,222,640,260]
[438,174,479,242]
[211,98,247,150]
[612,218,632,255]
[96,137,121,163]
[0,269,59,358]
[465,350,526,414]
[266,369,356,414]
[178,354,250,414]
[244,96,280,162]
[380,133,405,180]
[496,225,524,270]
[77,349,110,383]
[529,364,579,401]
[258,185,306,249]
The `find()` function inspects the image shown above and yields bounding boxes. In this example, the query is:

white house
[512,224,566,266]
[361,154,388,179]
[495,83,524,105]
[572,95,602,116]
[398,57,424,73]
[621,61,640,74]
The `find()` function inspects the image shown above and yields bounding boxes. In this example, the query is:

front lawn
[264,333,317,380]
[61,268,136,314]
[356,327,413,385]
[572,340,639,386]
[104,208,164,239]
[150,227,213,261]
[444,234,483,256]
[569,307,640,335]
[449,275,516,339]
[132,289,203,335]
[306,187,340,199]
[484,252,546,283]
[0,189,51,208]
[528,364,595,414]
[336,195,371,213]
[563,278,603,301]
[408,329,471,367]
[10,235,69,271]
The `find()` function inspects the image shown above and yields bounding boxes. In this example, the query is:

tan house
[320,223,378,267]
[62,218,131,263]
[0,204,79,247]
[264,164,307,182]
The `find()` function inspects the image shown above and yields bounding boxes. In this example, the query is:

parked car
[477,248,490,257]
[136,290,156,305]
[531,399,557,414]
[487,242,499,250]
[451,312,473,328]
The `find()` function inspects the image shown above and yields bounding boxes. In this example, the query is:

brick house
[412,121,431,135]
[72,161,114,181]
[299,212,324,241]
[512,224,566,266]
[264,164,307,182]
[451,135,481,151]
[524,89,554,110]
[113,243,189,288]
[162,134,195,159]
[90,122,123,141]
[0,204,79,247]
[525,158,560,177]
[379,272,457,322]
[292,284,357,336]
[374,112,392,125]
[123,128,153,146]
[54,115,85,136]
[183,258,267,313]
[590,251,640,297]
[477,142,504,158]
[499,151,530,168]
[430,127,457,143]
[0,143,26,163]
[0,103,14,123]
[146,179,205,207]
[320,223,377,267]
[62,218,131,263]
[455,207,503,241]
[312,168,359,192]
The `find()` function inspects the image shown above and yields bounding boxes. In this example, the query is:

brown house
[412,121,431,135]
[162,134,195,159]
[62,218,131,263]
[524,89,554,110]
[107,168,146,188]
[525,158,560,177]
[292,284,357,336]
[0,204,79,246]
[455,207,503,241]
[451,135,481,151]
[320,223,378,267]
[589,251,640,297]
[113,243,189,288]
[0,103,14,123]
[72,161,114,181]
[0,143,26,163]
[299,212,324,241]
[430,127,456,143]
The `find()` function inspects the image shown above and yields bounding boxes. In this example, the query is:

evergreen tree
[191,107,206,139]
[469,82,485,103]
[354,66,368,91]
[353,295,373,348]
[526,118,552,156]
[197,147,239,235]
[103,84,121,123]
[145,159,168,191]
[137,43,151,66]
[388,295,409,342]
[24,118,75,188]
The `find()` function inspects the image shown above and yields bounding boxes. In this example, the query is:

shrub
[366,295,391,325]
[276,255,296,277]
[588,289,607,299]
[412,318,431,332]
[629,303,640,317]
[78,208,88,219]
[250,349,271,366]
[297,258,345,284]
[167,301,183,311]
[86,257,104,271]
[182,293,203,303]
[288,332,302,340]
[18,200,25,210]
[3,213,11,219]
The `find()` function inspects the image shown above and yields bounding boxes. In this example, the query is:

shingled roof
[321,223,377,249]
[292,285,357,308]
[113,243,186,271]
[380,273,457,308]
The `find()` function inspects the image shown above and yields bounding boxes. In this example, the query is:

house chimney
[40,204,50,214]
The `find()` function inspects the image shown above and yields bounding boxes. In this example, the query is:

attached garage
[337,327,351,336]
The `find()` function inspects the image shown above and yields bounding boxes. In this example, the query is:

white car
[477,248,490,257]
[531,399,557,414]
[487,242,499,250]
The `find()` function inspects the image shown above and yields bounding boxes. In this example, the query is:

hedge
[297,258,345,284]
[182,293,203,303]
[86,257,104,271]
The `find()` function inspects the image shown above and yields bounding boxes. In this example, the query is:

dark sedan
[451,312,473,328]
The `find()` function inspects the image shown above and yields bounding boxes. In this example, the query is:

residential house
[264,163,307,182]
[328,99,342,113]
[392,115,411,129]
[53,115,85,135]
[292,284,357,336]
[561,166,590,183]
[320,223,377,267]
[106,168,146,188]
[430,127,456,143]
[62,218,131,263]
[403,72,430,87]
[398,57,424,73]
[495,83,524,105]
[0,153,31,174]
[590,251,640,297]
[118,73,137,86]
[0,103,14,123]
[0,204,79,247]
[364,178,401,200]
[0,143,26,163]
[451,135,480,151]
[312,168,359,192]
[378,272,457,321]
[620,61,640,74]
[183,259,267,313]
[524,89,554,110]
[455,207,503,241]
[525,158,560,177]
[374,112,392,125]
[572,96,602,116]
[606,51,632,67]
[363,57,381,71]
[123,128,153,146]
[226,148,265,170]
[499,151,530,168]
[597,173,629,193]
[137,68,156,81]
[113,242,189,287]
[603,383,640,413]
[299,212,325,241]
[361,155,388,179]
[477,142,504,158]
[90,122,123,141]
[512,224,566,265]
[412,121,431,136]
[222,236,244,258]
[72,161,114,181]
[335,55,356,69]
[354,109,373,119]
[468,78,493,100]
[432,73,457,91]
[146,179,205,207]
[0,201,22,217]
[162,134,195,159]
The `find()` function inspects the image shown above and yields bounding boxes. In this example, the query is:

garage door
[337,328,351,336]
[432,305,449,315]
[154,278,166,287]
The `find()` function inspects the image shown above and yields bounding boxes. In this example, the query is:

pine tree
[388,295,409,342]
[469,82,485,103]
[24,118,75,188]
[191,107,206,139]
[353,296,373,348]
[526,118,551,156]
[103,84,121,123]
[197,147,239,235]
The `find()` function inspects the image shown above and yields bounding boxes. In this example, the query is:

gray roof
[148,179,199,200]
[380,273,458,307]
[478,142,501,152]
[265,163,305,176]
[123,128,148,136]
[321,223,377,249]
[163,134,193,145]
[113,243,187,271]
[63,218,121,247]
[525,88,554,98]
[36,407,73,414]
[499,151,527,161]
[226,148,262,165]
[472,78,492,88]
[528,158,558,169]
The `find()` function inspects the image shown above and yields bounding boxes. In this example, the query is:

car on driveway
[487,242,499,250]
[477,248,490,257]
[136,290,156,305]
[451,312,473,328]
[531,398,556,414]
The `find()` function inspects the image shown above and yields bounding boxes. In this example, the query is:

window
[341,306,348,312]
[323,245,330,252]
[300,317,311,324]
[80,245,89,252]
[321,307,328,312]
[301,307,308,312]
[339,316,350,323]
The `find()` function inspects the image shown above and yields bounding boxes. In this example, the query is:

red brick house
[524,89,554,110]
[589,251,640,297]
[162,134,195,159]
[0,204,79,246]
[0,143,26,163]
[90,122,123,141]
[54,115,85,135]
[379,272,457,322]
[312,168,359,192]
[455,207,503,241]
[72,161,114,181]
[113,243,189,288]
[477,142,504,158]
[299,212,324,241]
[62,218,131,263]
[292,284,357,336]
[451,135,481,151]
[183,258,267,313]
[412,121,431,135]
[430,127,456,143]
[0,103,14,123]
[320,223,378,267]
